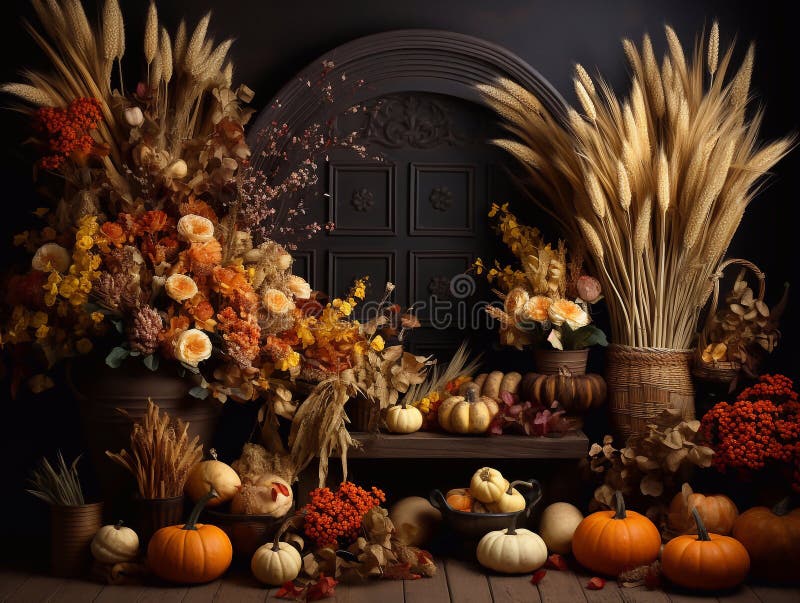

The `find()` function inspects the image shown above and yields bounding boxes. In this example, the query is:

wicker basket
[693,258,765,390]
[606,345,695,440]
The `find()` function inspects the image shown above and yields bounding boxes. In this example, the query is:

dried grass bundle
[289,374,361,488]
[106,400,203,498]
[3,1,240,172]
[27,451,85,506]
[480,23,794,349]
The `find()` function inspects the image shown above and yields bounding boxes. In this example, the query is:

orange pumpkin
[446,488,473,512]
[520,369,606,414]
[667,483,738,536]
[662,508,750,590]
[147,489,233,584]
[732,497,800,583]
[572,491,661,576]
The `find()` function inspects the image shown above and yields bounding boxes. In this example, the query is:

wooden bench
[298,430,590,505]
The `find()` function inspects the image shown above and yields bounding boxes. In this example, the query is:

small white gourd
[90,521,140,564]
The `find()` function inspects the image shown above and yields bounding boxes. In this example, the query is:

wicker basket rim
[607,344,694,354]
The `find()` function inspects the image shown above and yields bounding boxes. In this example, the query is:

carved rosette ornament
[350,188,374,212]
[429,186,453,212]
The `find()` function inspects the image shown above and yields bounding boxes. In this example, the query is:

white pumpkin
[251,540,301,586]
[469,467,509,504]
[487,481,527,514]
[90,521,139,564]
[231,473,293,517]
[389,496,442,546]
[538,502,584,554]
[476,524,548,574]
[385,403,423,434]
[185,449,241,507]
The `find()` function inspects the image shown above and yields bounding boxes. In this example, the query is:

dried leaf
[545,554,568,571]
[640,473,664,497]
[586,577,606,590]
[530,569,547,584]
[276,581,306,600]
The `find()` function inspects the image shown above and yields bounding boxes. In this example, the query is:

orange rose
[138,210,170,234]
[287,275,312,299]
[504,287,530,316]
[183,240,222,275]
[100,222,126,247]
[173,328,213,366]
[263,289,294,315]
[548,299,590,329]
[165,274,198,302]
[177,214,215,243]
[519,295,552,323]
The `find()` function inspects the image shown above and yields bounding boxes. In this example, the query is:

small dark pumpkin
[521,368,606,413]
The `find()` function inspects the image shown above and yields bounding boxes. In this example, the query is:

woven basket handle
[699,258,766,350]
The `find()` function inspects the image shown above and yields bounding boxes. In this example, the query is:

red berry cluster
[303,481,385,548]
[701,374,800,491]
[35,97,103,169]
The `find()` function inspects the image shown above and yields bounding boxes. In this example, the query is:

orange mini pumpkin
[147,489,233,584]
[572,491,661,577]
[662,508,750,590]
[446,488,473,512]
[732,497,800,583]
[667,483,739,536]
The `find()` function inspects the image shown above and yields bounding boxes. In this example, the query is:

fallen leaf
[275,581,306,600]
[307,573,337,600]
[382,563,422,580]
[545,554,568,571]
[530,569,547,584]
[586,577,606,590]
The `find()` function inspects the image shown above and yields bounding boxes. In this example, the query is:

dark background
[0,0,797,565]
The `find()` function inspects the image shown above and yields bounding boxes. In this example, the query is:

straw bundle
[479,23,794,349]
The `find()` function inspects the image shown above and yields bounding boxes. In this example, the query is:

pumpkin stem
[507,512,519,536]
[613,490,627,519]
[466,389,476,403]
[273,510,305,551]
[183,488,219,531]
[691,507,711,541]
[209,448,218,461]
[114,520,124,530]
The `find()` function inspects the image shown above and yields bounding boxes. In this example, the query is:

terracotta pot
[51,502,103,578]
[135,495,186,547]
[68,355,221,519]
[533,348,589,375]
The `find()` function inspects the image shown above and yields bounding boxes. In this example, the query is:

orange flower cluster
[303,482,386,548]
[217,306,261,368]
[35,98,104,169]
[701,374,800,491]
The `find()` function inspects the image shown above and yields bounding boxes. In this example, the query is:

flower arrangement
[701,374,800,492]
[476,204,606,351]
[479,23,794,349]
[0,1,363,405]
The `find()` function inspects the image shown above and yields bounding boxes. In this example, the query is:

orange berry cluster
[35,97,103,169]
[701,374,800,491]
[303,481,385,548]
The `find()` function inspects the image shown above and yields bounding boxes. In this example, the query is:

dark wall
[0,0,797,565]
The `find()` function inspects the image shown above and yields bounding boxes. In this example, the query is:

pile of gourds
[385,367,607,435]
[445,466,528,514]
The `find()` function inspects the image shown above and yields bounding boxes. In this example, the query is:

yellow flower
[91,311,104,323]
[30,311,48,328]
[35,325,49,339]
[338,301,353,316]
[370,335,385,352]
[276,351,300,371]
[75,235,94,251]
[75,338,93,354]
[473,257,485,275]
[296,323,316,347]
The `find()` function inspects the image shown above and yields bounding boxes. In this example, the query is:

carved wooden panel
[291,250,316,284]
[409,251,474,326]
[410,163,475,236]
[328,251,396,301]
[328,163,396,236]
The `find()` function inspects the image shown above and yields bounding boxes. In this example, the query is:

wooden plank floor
[3,562,799,602]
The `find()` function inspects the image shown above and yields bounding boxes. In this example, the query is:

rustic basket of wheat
[478,23,794,439]
[692,258,766,387]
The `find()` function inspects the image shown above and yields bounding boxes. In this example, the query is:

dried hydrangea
[127,305,163,355]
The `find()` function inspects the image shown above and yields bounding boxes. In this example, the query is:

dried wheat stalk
[106,400,203,498]
[479,23,794,349]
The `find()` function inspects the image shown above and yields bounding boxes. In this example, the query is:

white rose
[547,299,590,329]
[276,251,292,271]
[165,274,198,302]
[263,289,294,314]
[163,159,188,179]
[124,106,144,127]
[286,275,312,300]
[173,329,212,366]
[31,243,70,273]
[177,214,215,243]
